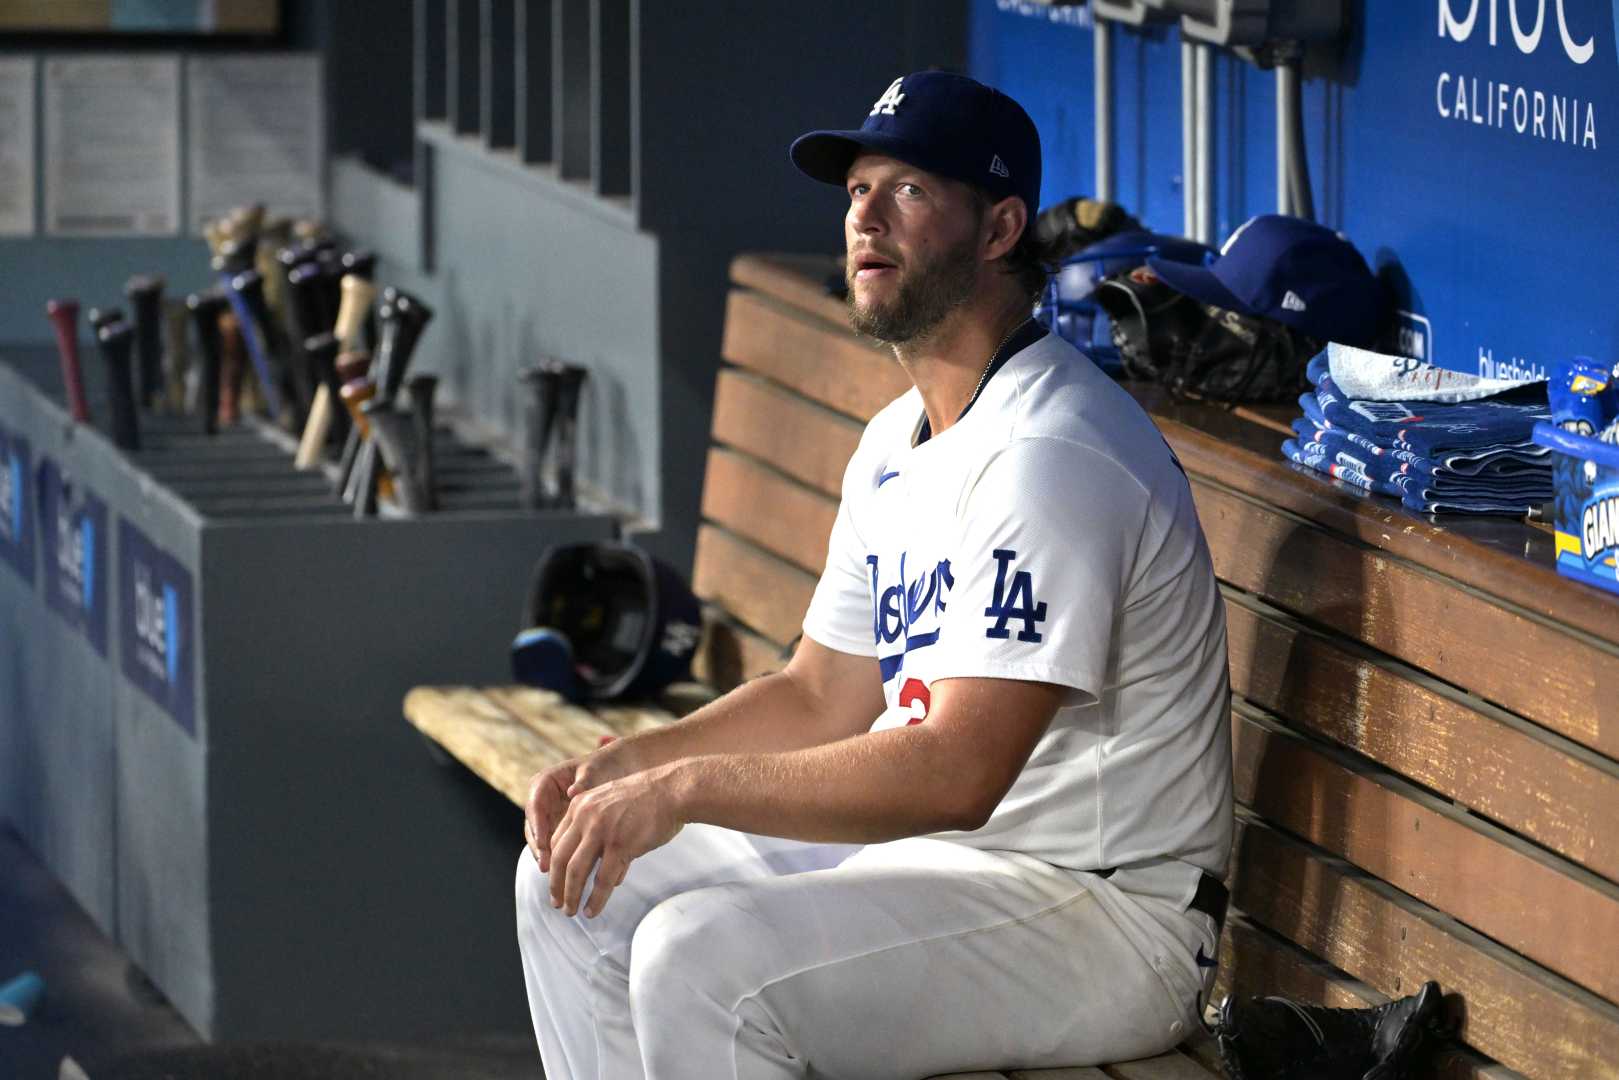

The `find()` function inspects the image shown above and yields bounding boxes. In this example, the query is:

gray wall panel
[202,512,614,1040]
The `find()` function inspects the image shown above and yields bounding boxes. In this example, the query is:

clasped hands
[524,749,685,919]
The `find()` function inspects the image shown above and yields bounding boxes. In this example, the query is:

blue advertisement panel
[970,0,1619,377]
[117,518,196,738]
[0,421,34,585]
[36,457,109,655]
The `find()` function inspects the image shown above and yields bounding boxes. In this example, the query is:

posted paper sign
[0,58,36,235]
[44,55,180,235]
[187,54,324,229]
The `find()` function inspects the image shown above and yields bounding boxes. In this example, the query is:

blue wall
[971,0,1619,378]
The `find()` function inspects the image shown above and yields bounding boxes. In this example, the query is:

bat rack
[0,345,616,1042]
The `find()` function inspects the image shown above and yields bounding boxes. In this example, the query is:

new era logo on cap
[1282,290,1307,312]
[989,155,1010,178]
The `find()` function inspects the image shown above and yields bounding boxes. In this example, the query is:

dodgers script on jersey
[803,328,1233,884]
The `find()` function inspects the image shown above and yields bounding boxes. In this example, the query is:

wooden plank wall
[719,253,1619,1080]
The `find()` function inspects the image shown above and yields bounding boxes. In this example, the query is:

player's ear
[981,195,1026,264]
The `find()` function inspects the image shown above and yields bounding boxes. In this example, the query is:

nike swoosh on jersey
[1195,946,1218,969]
[877,471,901,487]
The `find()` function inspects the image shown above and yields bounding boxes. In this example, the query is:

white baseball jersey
[803,324,1233,881]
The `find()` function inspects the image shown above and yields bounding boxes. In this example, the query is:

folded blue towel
[1283,438,1548,514]
[1288,433,1550,499]
[1290,420,1550,481]
[1312,371,1550,456]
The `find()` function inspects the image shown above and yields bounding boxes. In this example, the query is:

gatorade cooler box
[1532,421,1619,595]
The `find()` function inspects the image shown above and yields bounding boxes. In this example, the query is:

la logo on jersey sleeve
[984,548,1046,642]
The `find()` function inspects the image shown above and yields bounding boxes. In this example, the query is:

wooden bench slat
[730,252,850,329]
[710,367,863,498]
[1215,914,1522,1080]
[722,289,909,424]
[1195,477,1619,761]
[404,687,575,805]
[1224,591,1619,884]
[1232,705,1619,1004]
[692,523,817,647]
[691,608,788,692]
[701,447,839,576]
[1150,407,1619,651]
[1232,815,1619,1079]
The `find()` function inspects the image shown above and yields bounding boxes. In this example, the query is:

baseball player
[516,71,1234,1080]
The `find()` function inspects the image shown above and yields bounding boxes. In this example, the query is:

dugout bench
[406,253,1619,1080]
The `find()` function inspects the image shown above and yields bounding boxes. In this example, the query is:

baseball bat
[335,275,376,352]
[187,290,229,435]
[340,249,377,280]
[339,250,379,349]
[294,332,341,469]
[331,350,373,494]
[214,248,281,420]
[96,321,141,451]
[363,398,428,514]
[517,365,560,509]
[218,310,246,425]
[303,274,375,458]
[162,298,191,413]
[338,378,394,511]
[123,275,165,409]
[44,299,91,423]
[407,374,440,513]
[285,261,333,338]
[87,306,124,334]
[231,268,308,426]
[348,289,433,506]
[551,363,587,511]
[256,216,293,320]
[372,287,434,402]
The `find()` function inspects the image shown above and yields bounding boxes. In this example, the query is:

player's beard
[846,233,980,345]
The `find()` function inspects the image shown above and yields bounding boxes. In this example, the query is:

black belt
[1094,868,1228,933]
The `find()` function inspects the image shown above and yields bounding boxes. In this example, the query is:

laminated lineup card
[187,54,324,230]
[0,57,36,235]
[44,55,181,235]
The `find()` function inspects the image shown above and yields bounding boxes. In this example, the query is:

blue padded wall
[970,0,1619,378]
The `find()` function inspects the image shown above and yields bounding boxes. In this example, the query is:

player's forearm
[664,727,988,844]
[605,670,863,775]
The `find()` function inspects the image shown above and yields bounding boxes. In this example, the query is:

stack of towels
[1283,344,1554,514]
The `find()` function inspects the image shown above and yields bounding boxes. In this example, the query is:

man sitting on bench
[515,71,1233,1080]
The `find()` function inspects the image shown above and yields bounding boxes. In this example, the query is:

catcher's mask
[517,542,702,702]
[1036,231,1214,372]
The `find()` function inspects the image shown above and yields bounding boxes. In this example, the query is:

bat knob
[46,298,80,324]
[340,250,377,279]
[87,306,125,333]
[123,274,165,303]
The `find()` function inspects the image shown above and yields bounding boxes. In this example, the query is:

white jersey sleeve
[926,436,1149,701]
[802,486,879,658]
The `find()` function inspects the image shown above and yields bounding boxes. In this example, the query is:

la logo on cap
[871,77,906,116]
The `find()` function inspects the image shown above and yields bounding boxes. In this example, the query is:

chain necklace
[963,315,1030,416]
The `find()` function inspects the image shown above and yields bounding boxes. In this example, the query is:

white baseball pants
[515,823,1215,1080]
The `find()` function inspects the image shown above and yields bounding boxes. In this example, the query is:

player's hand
[522,741,642,872]
[523,756,584,874]
[546,765,685,919]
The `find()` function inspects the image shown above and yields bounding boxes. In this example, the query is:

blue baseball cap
[1146,214,1383,346]
[790,71,1042,216]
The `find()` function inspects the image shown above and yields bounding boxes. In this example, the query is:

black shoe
[1215,981,1444,1080]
